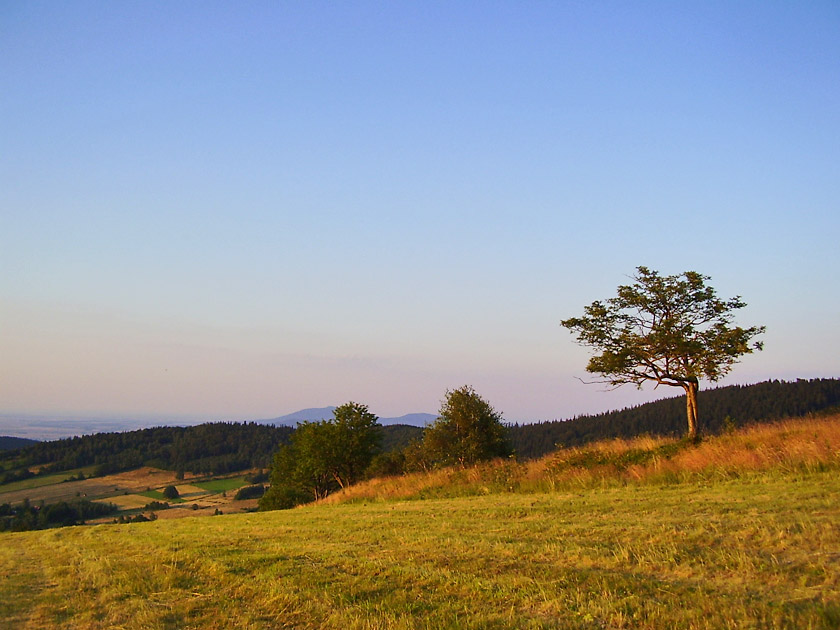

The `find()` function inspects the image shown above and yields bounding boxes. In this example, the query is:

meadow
[2,416,839,629]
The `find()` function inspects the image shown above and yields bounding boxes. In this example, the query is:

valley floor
[2,468,839,629]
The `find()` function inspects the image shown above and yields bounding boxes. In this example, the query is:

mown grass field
[2,416,839,629]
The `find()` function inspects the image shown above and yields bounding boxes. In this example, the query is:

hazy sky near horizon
[2,2,838,424]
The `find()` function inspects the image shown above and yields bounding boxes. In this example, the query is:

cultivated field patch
[0,468,181,507]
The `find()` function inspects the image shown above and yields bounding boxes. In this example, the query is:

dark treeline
[510,378,840,460]
[0,436,37,451]
[1,423,295,479]
[1,422,421,482]
[380,424,423,452]
[0,498,118,532]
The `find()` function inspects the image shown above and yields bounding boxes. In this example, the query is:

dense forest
[0,436,37,451]
[510,378,840,460]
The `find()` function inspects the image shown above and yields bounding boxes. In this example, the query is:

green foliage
[0,499,117,532]
[364,450,406,479]
[260,402,382,509]
[0,436,37,451]
[0,468,35,486]
[244,470,268,484]
[415,386,512,469]
[162,485,179,500]
[562,266,765,436]
[380,424,423,452]
[233,484,265,500]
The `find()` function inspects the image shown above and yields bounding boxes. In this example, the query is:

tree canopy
[259,402,382,510]
[561,267,765,439]
[412,386,512,469]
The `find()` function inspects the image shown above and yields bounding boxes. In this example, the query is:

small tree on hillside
[420,386,512,468]
[329,402,382,488]
[259,402,382,510]
[561,266,765,440]
[162,485,179,500]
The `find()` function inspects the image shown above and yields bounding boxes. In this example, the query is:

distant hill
[380,413,437,427]
[510,378,840,460]
[261,407,338,426]
[0,436,37,451]
[261,408,435,427]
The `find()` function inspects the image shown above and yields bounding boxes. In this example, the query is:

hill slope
[511,377,840,459]
[0,437,37,451]
[2,415,839,629]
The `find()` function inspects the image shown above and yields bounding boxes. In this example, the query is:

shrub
[234,484,265,500]
[162,485,179,499]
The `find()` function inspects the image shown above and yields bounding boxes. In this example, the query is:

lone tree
[418,385,512,468]
[162,485,179,500]
[561,267,764,440]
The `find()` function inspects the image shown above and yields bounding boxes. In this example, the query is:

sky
[1,1,839,426]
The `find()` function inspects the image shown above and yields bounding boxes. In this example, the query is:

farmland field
[0,468,257,521]
[2,467,839,629]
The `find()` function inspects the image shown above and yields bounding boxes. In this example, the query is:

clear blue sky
[2,1,838,423]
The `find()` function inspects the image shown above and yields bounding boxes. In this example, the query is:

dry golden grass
[667,415,840,474]
[321,413,840,505]
[4,469,840,629]
[3,414,840,628]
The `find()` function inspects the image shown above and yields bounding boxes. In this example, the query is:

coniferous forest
[509,378,840,459]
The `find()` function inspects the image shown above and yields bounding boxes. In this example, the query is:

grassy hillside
[321,414,840,505]
[2,416,839,629]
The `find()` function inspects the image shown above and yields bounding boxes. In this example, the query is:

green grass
[193,476,248,493]
[137,490,186,504]
[2,468,839,629]
[0,466,98,495]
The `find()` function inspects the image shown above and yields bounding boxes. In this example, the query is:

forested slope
[0,422,422,482]
[0,437,37,451]
[1,423,294,478]
[510,378,840,459]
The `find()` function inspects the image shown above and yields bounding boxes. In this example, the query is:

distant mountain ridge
[261,408,436,427]
[0,436,38,450]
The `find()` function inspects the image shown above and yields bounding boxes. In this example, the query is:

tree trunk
[683,380,699,440]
